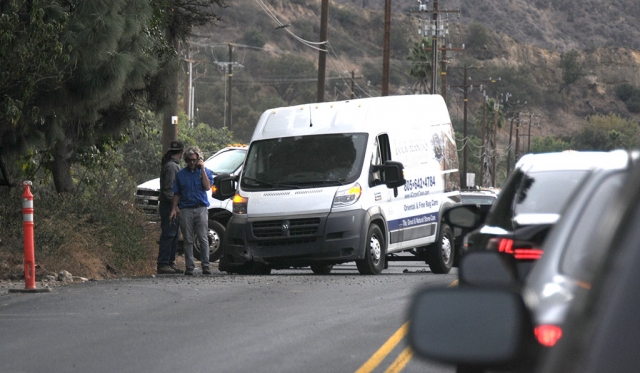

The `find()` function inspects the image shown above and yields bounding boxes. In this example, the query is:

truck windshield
[204,148,247,174]
[241,133,368,190]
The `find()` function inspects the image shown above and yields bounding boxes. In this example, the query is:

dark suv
[407,151,640,373]
[445,150,632,280]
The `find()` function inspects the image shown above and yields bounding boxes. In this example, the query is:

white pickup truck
[135,145,247,261]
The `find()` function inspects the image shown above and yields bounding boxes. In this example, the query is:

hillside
[339,0,640,51]
[188,0,640,143]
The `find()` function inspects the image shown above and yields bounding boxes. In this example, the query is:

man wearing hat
[157,140,185,274]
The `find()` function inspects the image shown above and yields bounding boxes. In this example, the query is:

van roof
[252,95,451,140]
[515,150,632,173]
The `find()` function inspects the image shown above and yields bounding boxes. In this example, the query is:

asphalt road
[0,261,457,373]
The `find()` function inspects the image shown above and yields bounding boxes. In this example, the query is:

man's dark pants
[158,201,179,266]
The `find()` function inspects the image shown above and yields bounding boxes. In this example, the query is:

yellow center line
[354,279,458,373]
[354,322,409,373]
[384,346,414,373]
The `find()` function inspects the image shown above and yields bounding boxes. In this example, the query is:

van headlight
[232,194,248,214]
[332,183,362,208]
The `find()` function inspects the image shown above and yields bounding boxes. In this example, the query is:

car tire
[356,224,386,275]
[426,224,454,274]
[193,220,225,263]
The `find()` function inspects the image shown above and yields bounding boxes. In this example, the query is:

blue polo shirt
[172,166,214,209]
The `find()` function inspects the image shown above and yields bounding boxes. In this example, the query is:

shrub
[626,93,640,113]
[242,29,267,48]
[0,186,158,280]
[616,83,636,102]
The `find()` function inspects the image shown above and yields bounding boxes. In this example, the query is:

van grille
[252,218,321,238]
[258,237,317,247]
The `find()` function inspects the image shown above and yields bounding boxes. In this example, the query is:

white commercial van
[213,95,461,275]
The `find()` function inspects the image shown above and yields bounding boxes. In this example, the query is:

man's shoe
[157,265,175,275]
[170,264,183,274]
[202,267,211,275]
[184,268,194,276]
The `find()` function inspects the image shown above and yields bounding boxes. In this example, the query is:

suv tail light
[488,238,544,260]
[534,325,563,347]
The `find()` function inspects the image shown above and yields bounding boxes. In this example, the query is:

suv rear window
[514,170,589,216]
[487,169,590,229]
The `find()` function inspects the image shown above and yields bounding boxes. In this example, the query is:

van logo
[374,192,382,201]
[281,220,290,236]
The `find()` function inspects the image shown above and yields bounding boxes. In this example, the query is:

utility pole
[317,0,329,102]
[527,113,535,153]
[350,70,356,99]
[507,114,516,174]
[462,66,468,188]
[183,43,191,115]
[449,65,482,188]
[515,115,520,163]
[492,94,499,188]
[480,96,487,186]
[382,0,391,96]
[227,44,233,129]
[440,42,464,102]
[414,1,461,97]
[430,0,439,94]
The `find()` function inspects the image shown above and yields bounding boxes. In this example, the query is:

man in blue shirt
[170,146,215,275]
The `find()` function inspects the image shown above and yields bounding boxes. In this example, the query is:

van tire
[426,224,454,274]
[356,225,386,275]
[193,220,225,263]
[311,263,333,274]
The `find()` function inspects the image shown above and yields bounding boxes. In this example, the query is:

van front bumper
[222,210,368,268]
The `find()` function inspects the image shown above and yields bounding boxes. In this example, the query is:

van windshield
[241,133,368,190]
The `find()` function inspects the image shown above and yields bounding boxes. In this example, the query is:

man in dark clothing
[157,140,185,274]
[170,146,215,275]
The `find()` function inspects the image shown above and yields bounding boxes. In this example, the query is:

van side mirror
[211,173,237,201]
[407,287,538,371]
[380,161,406,189]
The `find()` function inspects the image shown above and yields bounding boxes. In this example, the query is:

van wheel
[193,220,225,263]
[356,225,386,275]
[310,263,333,274]
[426,224,454,274]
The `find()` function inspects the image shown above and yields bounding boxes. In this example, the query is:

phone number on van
[404,176,436,191]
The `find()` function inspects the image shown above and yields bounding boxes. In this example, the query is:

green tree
[39,0,157,193]
[530,136,571,153]
[407,37,432,94]
[559,50,584,92]
[242,28,267,48]
[616,83,637,102]
[0,0,69,186]
[570,114,639,150]
[466,22,494,60]
[615,83,640,113]
[147,0,226,154]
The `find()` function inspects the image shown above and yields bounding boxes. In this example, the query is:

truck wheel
[193,220,225,263]
[356,225,386,275]
[426,224,454,274]
[310,263,333,274]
